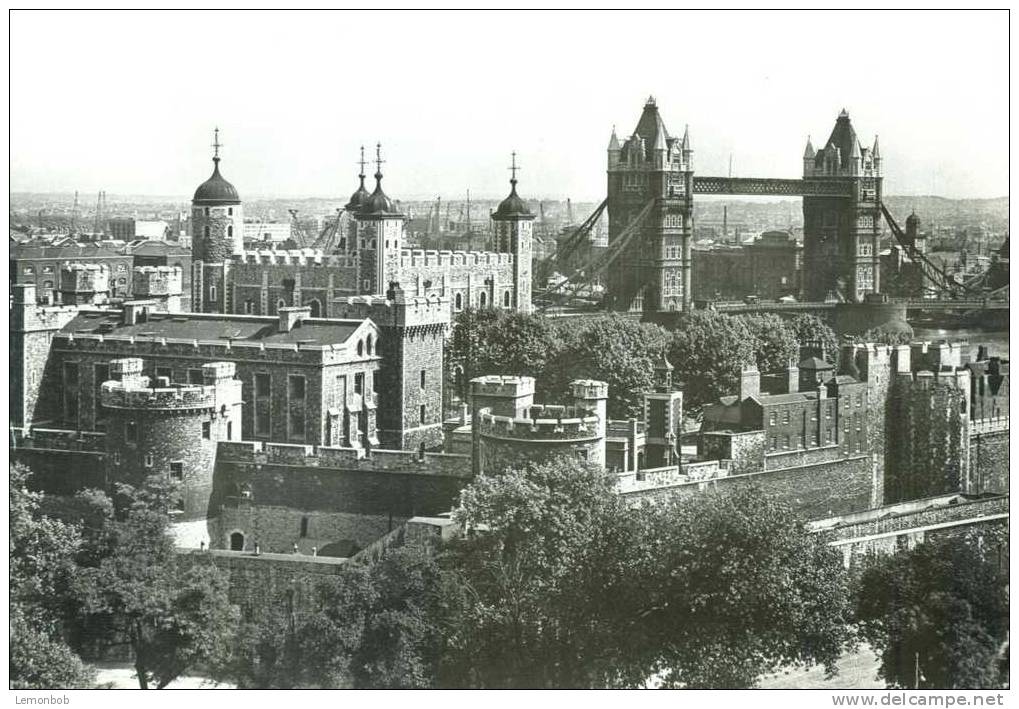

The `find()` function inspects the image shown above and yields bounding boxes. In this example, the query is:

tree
[447,307,505,401]
[668,310,755,414]
[861,325,914,346]
[789,314,839,364]
[640,486,853,688]
[742,313,800,373]
[73,476,237,689]
[437,457,654,688]
[9,464,95,689]
[553,315,670,419]
[214,544,443,689]
[854,533,1008,689]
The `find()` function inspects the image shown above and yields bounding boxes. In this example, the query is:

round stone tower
[101,357,242,520]
[191,127,243,312]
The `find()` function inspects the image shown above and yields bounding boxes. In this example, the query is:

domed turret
[345,145,371,212]
[492,152,533,220]
[905,211,921,229]
[193,128,240,205]
[358,144,402,218]
[193,160,240,205]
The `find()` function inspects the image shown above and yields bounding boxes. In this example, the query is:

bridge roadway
[691,176,854,198]
[709,298,1008,315]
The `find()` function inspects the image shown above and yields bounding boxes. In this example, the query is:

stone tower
[191,127,243,312]
[605,97,693,312]
[354,144,404,295]
[491,153,535,313]
[100,358,242,521]
[802,110,882,303]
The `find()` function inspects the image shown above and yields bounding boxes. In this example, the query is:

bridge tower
[802,110,882,303]
[606,97,693,312]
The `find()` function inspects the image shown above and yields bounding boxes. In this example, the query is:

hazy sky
[9,11,1009,201]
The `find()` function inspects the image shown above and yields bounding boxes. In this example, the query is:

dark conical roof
[815,109,858,170]
[632,96,670,149]
[193,158,240,205]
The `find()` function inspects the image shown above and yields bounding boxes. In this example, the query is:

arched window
[503,290,511,307]
[306,299,321,317]
[454,292,463,311]
[366,334,374,355]
[479,292,487,308]
[277,299,286,313]
[357,339,364,357]
[230,532,244,551]
[227,225,233,237]
[210,285,217,302]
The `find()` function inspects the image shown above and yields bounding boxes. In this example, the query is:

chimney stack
[278,306,311,333]
[739,364,760,401]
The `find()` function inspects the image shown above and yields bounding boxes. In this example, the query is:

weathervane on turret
[212,127,222,162]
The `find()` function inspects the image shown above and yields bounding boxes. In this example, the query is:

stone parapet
[477,408,601,441]
[101,380,220,411]
[398,249,514,268]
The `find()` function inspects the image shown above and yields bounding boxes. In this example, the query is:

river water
[911,327,1010,360]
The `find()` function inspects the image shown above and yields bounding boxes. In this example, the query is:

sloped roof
[816,109,859,169]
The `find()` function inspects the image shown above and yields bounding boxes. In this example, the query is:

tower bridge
[534,98,1004,329]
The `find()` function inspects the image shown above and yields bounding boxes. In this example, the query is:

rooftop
[58,310,368,348]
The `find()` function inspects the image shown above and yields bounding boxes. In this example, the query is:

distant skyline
[10,11,1009,201]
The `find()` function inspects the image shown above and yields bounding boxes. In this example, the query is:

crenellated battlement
[470,375,535,400]
[477,407,602,440]
[101,379,222,411]
[61,262,109,287]
[233,249,358,268]
[215,440,472,478]
[133,266,183,296]
[897,367,971,392]
[331,291,450,328]
[399,249,514,268]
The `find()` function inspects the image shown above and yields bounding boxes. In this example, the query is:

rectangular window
[288,375,307,438]
[125,421,138,443]
[768,412,776,426]
[170,462,183,480]
[202,421,211,439]
[783,435,790,449]
[144,453,153,468]
[354,372,364,395]
[783,410,790,424]
[254,373,271,437]
[188,369,204,384]
[94,363,110,423]
[300,517,309,538]
[420,369,426,389]
[420,404,427,425]
[335,375,347,407]
[62,362,79,422]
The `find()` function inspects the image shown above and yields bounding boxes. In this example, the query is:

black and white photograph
[7,9,1010,702]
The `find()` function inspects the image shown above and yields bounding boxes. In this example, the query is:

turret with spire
[492,152,535,312]
[345,145,371,213]
[191,128,242,254]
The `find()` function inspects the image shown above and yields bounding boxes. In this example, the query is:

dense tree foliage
[789,314,839,364]
[553,314,669,419]
[438,458,651,687]
[72,477,237,689]
[743,313,800,373]
[854,533,1009,689]
[435,458,852,688]
[640,487,853,687]
[860,325,914,346]
[448,310,668,419]
[10,464,95,689]
[214,544,443,689]
[668,310,756,413]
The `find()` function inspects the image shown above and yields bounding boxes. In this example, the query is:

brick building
[10,242,134,302]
